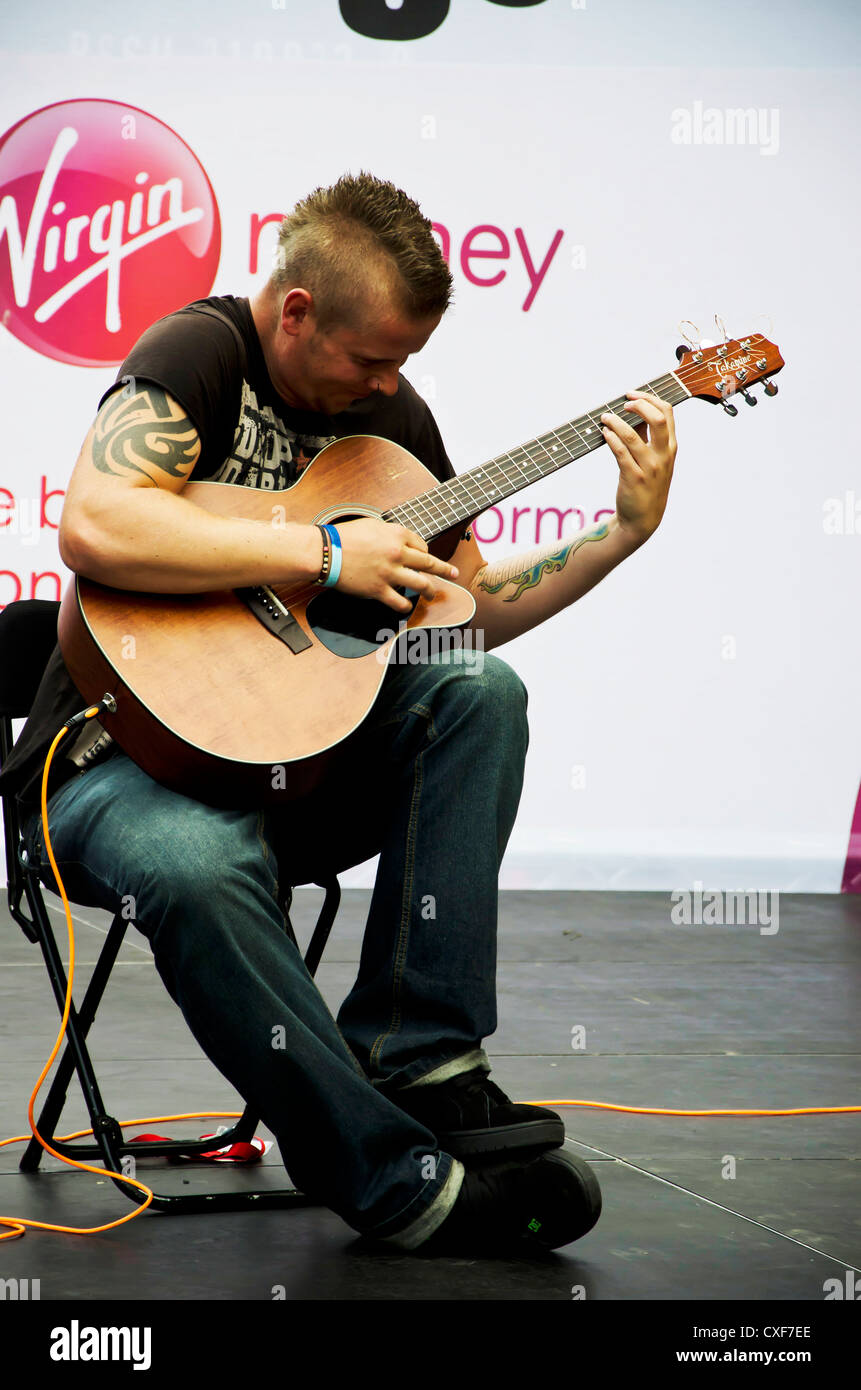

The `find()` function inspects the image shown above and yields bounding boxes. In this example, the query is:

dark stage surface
[1,887,859,1308]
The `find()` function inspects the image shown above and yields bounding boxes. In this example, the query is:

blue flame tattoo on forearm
[477,522,611,602]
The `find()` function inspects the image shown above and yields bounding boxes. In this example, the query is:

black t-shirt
[0,295,456,819]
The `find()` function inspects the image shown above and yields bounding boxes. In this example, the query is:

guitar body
[57,435,477,809]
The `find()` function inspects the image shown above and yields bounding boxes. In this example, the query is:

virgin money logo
[0,99,220,367]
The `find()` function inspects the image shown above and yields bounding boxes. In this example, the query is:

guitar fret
[541,426,572,458]
[462,468,504,507]
[402,495,443,537]
[512,442,550,477]
[506,451,535,488]
[409,494,441,528]
[430,481,471,518]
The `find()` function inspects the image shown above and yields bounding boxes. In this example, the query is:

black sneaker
[390,1067,565,1159]
[417,1146,602,1255]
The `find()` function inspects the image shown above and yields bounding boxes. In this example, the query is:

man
[2,172,676,1254]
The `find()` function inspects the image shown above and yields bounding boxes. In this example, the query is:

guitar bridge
[236,585,312,654]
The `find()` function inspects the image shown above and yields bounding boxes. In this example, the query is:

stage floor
[1,888,859,1303]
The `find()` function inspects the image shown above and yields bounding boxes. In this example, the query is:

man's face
[276,305,441,415]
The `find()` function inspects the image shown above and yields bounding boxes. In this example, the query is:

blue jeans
[21,647,529,1246]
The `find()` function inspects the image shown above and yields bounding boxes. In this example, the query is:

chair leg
[304,879,342,978]
[19,881,123,1172]
[20,907,129,1171]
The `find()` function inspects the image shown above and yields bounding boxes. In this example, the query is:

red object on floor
[130,1132,266,1163]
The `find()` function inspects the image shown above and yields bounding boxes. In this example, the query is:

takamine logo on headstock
[674,328,784,416]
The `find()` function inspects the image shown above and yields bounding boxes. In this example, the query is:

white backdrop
[1,1,859,891]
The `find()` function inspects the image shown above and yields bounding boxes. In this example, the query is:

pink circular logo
[0,99,221,367]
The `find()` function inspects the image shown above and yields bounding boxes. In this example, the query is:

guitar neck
[384,370,690,542]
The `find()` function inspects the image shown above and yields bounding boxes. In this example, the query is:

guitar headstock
[674,332,784,415]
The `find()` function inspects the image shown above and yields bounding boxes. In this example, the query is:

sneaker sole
[438,1116,565,1158]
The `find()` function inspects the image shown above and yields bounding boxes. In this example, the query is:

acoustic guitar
[57,332,784,808]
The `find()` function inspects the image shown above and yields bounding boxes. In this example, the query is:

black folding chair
[1,597,341,1213]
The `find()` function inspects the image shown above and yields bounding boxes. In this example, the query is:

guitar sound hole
[306,586,420,657]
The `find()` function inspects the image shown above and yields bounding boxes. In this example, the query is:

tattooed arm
[59,384,322,593]
[464,517,642,651]
[463,391,677,651]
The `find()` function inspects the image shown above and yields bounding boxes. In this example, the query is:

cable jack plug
[64,692,118,732]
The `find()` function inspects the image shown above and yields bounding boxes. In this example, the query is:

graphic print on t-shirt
[209,379,335,490]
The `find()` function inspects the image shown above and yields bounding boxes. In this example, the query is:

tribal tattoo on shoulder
[476,522,611,602]
[92,385,200,481]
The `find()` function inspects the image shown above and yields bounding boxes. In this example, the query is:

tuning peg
[762,379,778,396]
[716,377,739,415]
[675,344,689,362]
[740,389,757,406]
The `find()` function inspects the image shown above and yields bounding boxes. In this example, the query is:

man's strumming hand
[328,517,459,614]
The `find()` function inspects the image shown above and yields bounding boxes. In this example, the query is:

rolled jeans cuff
[399,1047,490,1090]
[375,1156,466,1250]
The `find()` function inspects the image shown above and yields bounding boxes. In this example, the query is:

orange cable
[525,1101,860,1116]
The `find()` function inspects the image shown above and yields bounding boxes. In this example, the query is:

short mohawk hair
[271,171,453,330]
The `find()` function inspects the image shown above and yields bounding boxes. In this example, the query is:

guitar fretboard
[383,371,689,542]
